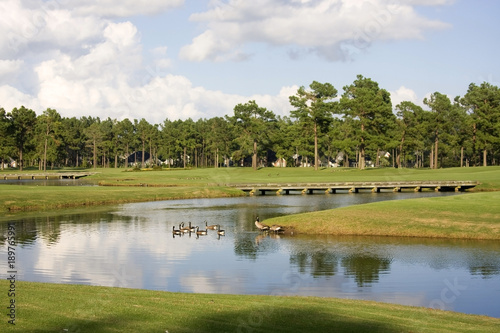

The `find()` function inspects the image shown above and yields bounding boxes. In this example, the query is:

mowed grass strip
[5,281,499,333]
[4,165,498,189]
[267,192,500,239]
[89,166,500,189]
[0,184,244,213]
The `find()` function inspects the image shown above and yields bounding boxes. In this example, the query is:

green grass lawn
[3,281,499,333]
[266,191,500,239]
[90,165,500,190]
[3,165,499,189]
[1,166,499,215]
[2,167,500,331]
[0,184,244,214]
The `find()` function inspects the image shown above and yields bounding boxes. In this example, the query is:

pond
[1,192,499,318]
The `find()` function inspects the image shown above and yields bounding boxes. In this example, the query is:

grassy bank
[3,165,500,189]
[89,165,500,190]
[3,281,499,332]
[1,166,499,215]
[0,184,244,214]
[266,191,500,240]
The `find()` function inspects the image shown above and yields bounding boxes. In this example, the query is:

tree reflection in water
[341,255,392,287]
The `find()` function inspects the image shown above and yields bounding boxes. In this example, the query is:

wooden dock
[230,181,479,195]
[1,172,96,180]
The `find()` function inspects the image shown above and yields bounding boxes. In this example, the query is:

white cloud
[62,0,185,18]
[2,0,445,124]
[0,84,42,111]
[0,59,23,77]
[250,85,299,117]
[150,46,173,70]
[390,86,418,107]
[0,0,106,58]
[180,0,452,62]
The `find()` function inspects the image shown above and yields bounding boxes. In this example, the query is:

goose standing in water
[205,220,218,230]
[196,226,208,236]
[255,217,270,231]
[172,225,182,235]
[216,224,225,236]
[180,222,191,233]
[270,225,284,233]
[182,221,195,233]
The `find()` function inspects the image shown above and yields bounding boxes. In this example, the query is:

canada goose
[205,220,218,230]
[196,226,208,235]
[172,225,181,235]
[270,225,284,233]
[216,225,225,236]
[180,222,191,233]
[181,221,195,233]
[255,217,270,231]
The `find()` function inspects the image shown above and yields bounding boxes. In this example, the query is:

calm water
[1,193,499,318]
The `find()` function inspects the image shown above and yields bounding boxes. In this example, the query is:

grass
[90,165,500,190]
[3,280,499,332]
[3,165,500,188]
[1,166,499,215]
[266,191,500,239]
[2,167,499,330]
[0,185,244,214]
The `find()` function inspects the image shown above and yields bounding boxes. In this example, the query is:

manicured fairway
[1,166,499,214]
[265,191,500,239]
[2,281,499,333]
[1,167,499,331]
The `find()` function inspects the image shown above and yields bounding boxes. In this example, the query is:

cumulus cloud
[0,59,23,78]
[180,0,452,62]
[1,0,439,124]
[61,0,185,18]
[390,86,419,107]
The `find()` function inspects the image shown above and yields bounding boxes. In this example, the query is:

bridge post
[414,186,421,192]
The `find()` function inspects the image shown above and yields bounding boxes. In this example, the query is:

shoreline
[2,280,498,332]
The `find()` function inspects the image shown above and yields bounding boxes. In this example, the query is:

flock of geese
[172,221,225,237]
[172,217,285,238]
[255,217,285,233]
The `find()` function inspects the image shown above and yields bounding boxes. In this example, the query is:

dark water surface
[1,192,499,318]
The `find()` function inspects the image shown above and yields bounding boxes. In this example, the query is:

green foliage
[1,280,498,333]
[10,105,37,170]
[1,76,500,171]
[290,81,338,170]
[340,75,394,169]
[229,100,276,169]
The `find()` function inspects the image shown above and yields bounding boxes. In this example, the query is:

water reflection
[342,255,392,287]
[290,251,339,278]
[0,194,499,317]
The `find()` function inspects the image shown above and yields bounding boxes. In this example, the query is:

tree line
[1,75,499,171]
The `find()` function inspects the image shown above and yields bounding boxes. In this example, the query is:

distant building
[272,158,286,167]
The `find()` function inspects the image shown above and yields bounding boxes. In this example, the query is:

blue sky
[1,0,499,124]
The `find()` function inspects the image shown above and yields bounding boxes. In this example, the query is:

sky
[1,0,499,125]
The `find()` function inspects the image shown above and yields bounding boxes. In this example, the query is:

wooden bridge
[1,172,96,180]
[230,181,479,195]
